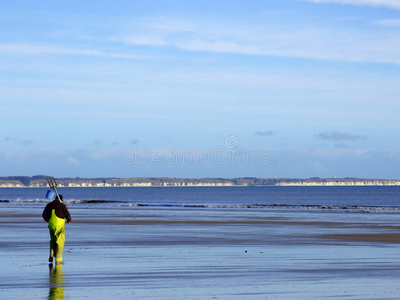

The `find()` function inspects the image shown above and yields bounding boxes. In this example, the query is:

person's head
[56,194,63,201]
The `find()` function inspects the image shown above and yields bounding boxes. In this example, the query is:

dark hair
[57,194,63,201]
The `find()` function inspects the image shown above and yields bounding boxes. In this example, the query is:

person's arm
[42,205,50,222]
[63,205,72,223]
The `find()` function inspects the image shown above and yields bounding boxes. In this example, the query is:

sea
[2,186,400,299]
[1,186,400,213]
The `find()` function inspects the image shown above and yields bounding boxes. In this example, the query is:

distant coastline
[0,176,399,188]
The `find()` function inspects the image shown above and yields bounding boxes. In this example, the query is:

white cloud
[177,39,260,55]
[123,36,167,47]
[120,16,400,65]
[3,13,400,65]
[299,0,400,9]
[374,19,400,26]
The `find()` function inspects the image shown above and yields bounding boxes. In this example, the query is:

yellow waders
[48,209,66,262]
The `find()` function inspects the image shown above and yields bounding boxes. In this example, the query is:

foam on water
[1,185,399,214]
[1,198,400,213]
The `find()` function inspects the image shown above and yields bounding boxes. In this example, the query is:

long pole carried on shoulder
[47,177,60,200]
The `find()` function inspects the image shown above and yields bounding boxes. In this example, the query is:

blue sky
[1,0,400,179]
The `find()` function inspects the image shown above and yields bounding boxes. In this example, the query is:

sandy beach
[1,206,400,299]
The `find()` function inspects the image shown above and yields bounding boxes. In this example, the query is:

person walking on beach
[42,194,72,264]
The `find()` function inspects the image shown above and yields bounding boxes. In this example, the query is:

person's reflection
[48,263,64,299]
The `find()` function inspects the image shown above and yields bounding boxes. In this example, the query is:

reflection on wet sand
[2,206,400,299]
[48,263,64,300]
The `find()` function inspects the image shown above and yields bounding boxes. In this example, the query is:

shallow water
[1,206,400,299]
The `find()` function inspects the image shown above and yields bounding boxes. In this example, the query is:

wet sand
[1,206,400,299]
